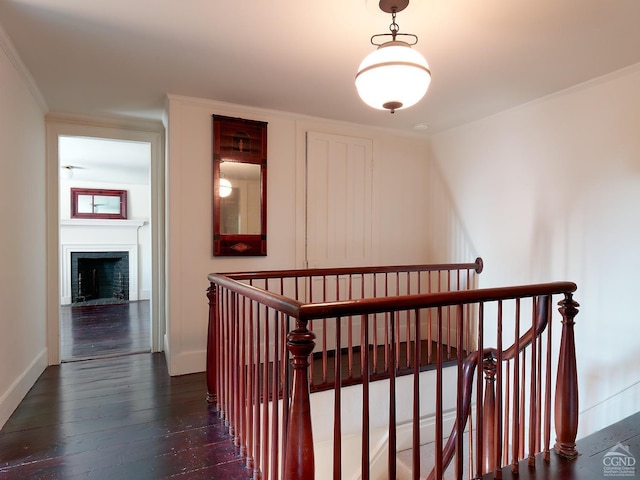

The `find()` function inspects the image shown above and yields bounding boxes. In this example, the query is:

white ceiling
[59,136,150,185]
[1,0,640,135]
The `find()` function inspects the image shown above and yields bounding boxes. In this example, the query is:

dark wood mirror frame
[212,115,267,256]
[70,188,128,220]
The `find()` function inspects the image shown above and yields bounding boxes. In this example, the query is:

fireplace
[60,219,144,305]
[70,251,129,303]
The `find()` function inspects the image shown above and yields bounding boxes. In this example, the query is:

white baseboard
[0,348,48,430]
[165,348,206,376]
[578,380,640,439]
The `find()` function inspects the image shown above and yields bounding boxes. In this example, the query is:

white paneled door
[305,131,373,269]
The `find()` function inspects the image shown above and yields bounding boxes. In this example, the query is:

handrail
[214,257,483,281]
[207,274,575,319]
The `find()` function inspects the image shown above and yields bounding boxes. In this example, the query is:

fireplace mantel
[60,219,146,228]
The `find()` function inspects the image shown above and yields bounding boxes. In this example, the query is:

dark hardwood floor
[0,353,251,480]
[2,312,638,480]
[486,411,640,479]
[60,301,151,361]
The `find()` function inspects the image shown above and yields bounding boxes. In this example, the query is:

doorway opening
[58,135,153,362]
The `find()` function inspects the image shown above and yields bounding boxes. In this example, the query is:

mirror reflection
[77,194,121,214]
[219,161,261,235]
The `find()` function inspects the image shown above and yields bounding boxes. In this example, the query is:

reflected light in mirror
[219,178,232,198]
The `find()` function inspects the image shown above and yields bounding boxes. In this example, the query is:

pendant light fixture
[355,0,431,113]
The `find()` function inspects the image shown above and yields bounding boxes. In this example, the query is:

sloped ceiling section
[1,0,639,133]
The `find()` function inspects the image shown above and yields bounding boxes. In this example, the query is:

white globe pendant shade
[355,41,431,113]
[219,178,232,198]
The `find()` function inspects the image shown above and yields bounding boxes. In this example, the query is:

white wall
[0,26,48,429]
[165,95,433,376]
[428,64,640,438]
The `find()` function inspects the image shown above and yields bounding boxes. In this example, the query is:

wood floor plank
[0,353,251,480]
[60,301,151,361]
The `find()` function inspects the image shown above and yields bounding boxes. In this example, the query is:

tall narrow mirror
[212,115,267,256]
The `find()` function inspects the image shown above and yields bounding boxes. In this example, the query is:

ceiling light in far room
[219,178,232,198]
[355,0,431,114]
[61,165,74,179]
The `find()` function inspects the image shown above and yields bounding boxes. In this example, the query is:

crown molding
[0,22,48,113]
[45,111,164,134]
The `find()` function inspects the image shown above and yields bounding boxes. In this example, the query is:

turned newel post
[554,292,579,459]
[482,354,497,475]
[284,322,316,480]
[206,283,218,405]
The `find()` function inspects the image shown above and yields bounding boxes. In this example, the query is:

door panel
[305,132,373,351]
[305,131,373,269]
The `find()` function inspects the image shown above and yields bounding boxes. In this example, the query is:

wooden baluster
[348,275,354,379]
[475,305,484,478]
[388,311,397,479]
[544,296,553,461]
[483,355,497,475]
[395,310,401,371]
[384,274,389,373]
[229,292,240,440]
[519,349,526,461]
[511,299,520,473]
[495,302,503,478]
[253,304,262,479]
[284,323,317,480]
[554,293,580,459]
[536,318,543,453]
[322,276,328,384]
[333,317,342,480]
[405,273,411,369]
[427,269,433,364]
[435,307,444,480]
[206,284,218,405]
[372,273,379,374]
[222,289,230,423]
[238,296,246,453]
[261,306,269,478]
[413,308,422,480]
[270,311,280,480]
[361,314,371,480]
[454,304,464,480]
[308,277,314,387]
[446,271,452,359]
[247,300,255,470]
[528,299,538,466]
[503,360,510,468]
[281,314,291,470]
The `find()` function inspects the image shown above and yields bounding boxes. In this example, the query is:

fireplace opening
[71,252,129,303]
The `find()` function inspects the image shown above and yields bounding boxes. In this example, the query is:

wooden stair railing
[426,292,580,479]
[206,261,579,480]
[207,260,483,479]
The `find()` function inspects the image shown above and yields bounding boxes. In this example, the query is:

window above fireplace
[71,188,127,220]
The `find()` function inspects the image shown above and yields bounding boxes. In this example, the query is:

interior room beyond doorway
[58,135,153,362]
